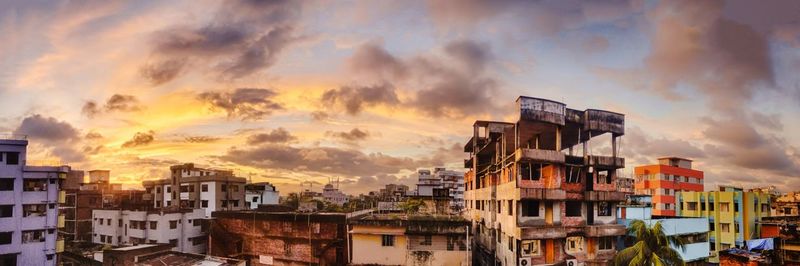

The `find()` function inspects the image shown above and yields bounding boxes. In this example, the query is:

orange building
[634,157,704,216]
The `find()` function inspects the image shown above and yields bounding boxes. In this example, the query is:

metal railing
[0,133,27,140]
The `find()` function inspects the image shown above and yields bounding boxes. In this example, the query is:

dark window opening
[596,170,611,184]
[566,201,582,217]
[521,200,540,217]
[520,163,543,181]
[6,153,19,165]
[0,232,11,245]
[0,205,12,218]
[598,202,612,216]
[0,179,12,191]
[565,166,582,183]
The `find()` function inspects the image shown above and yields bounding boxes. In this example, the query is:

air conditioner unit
[566,259,578,266]
[518,258,530,266]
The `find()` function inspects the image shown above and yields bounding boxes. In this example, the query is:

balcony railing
[0,134,27,140]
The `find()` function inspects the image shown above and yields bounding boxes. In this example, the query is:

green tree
[614,220,686,266]
[398,198,425,213]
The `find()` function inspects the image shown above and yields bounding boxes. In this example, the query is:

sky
[1,0,799,195]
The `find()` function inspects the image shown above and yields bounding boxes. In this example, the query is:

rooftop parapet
[584,109,625,135]
[517,96,566,125]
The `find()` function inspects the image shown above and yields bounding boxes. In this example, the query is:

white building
[0,135,68,265]
[415,169,441,196]
[92,208,207,254]
[414,168,465,211]
[245,182,279,209]
[143,163,247,218]
[322,183,348,206]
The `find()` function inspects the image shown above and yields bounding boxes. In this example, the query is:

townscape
[1,96,799,265]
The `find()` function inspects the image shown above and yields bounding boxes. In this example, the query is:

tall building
[142,163,246,218]
[415,169,441,196]
[634,157,704,216]
[414,168,465,212]
[377,184,409,201]
[244,182,279,209]
[676,186,772,263]
[91,208,207,254]
[464,96,627,266]
[0,135,69,265]
[617,195,710,264]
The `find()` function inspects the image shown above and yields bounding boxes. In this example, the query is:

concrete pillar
[555,126,562,151]
[612,134,618,158]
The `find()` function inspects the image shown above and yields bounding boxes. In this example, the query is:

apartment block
[464,96,627,266]
[634,157,704,216]
[91,208,207,254]
[617,195,710,264]
[0,135,69,265]
[773,192,800,216]
[348,214,469,265]
[759,216,800,264]
[415,167,465,212]
[244,182,279,209]
[676,186,772,263]
[142,163,246,218]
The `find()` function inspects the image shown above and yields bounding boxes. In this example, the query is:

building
[759,216,800,265]
[676,185,772,263]
[378,184,409,201]
[63,170,84,191]
[435,167,466,211]
[415,169,441,197]
[209,210,348,265]
[0,135,69,265]
[617,195,710,264]
[142,163,246,218]
[348,214,470,265]
[464,96,627,266]
[245,182,279,209]
[91,208,207,253]
[773,192,800,216]
[322,182,348,206]
[70,243,244,266]
[634,157,704,216]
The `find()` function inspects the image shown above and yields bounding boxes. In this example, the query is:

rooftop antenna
[248,172,254,184]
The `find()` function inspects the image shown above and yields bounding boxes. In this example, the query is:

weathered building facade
[634,157,705,216]
[142,163,246,218]
[464,96,627,265]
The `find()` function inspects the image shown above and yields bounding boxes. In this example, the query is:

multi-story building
[348,213,470,265]
[209,210,348,265]
[676,186,772,263]
[759,216,800,264]
[91,208,207,253]
[464,96,627,266]
[414,168,465,211]
[617,195,710,264]
[0,135,69,265]
[142,163,246,218]
[415,169,441,196]
[244,182,279,209]
[634,157,704,216]
[773,191,800,216]
[378,184,409,201]
[322,182,348,206]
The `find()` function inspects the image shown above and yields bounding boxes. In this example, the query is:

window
[180,185,189,192]
[598,202,612,216]
[156,187,162,193]
[6,152,19,165]
[508,236,514,251]
[596,170,611,184]
[687,202,698,211]
[710,202,715,211]
[566,201,582,217]
[710,241,716,251]
[0,232,11,245]
[21,230,44,243]
[599,237,614,250]
[106,219,111,225]
[232,200,239,207]
[521,240,541,256]
[193,219,201,226]
[701,201,706,211]
[566,236,584,252]
[520,163,543,180]
[221,200,227,208]
[381,235,395,246]
[721,223,730,233]
[721,243,731,250]
[201,200,208,208]
[221,184,227,191]
[521,200,539,217]
[22,204,46,217]
[709,222,715,231]
[170,220,177,229]
[735,223,740,233]
[150,221,157,230]
[734,202,739,212]
[0,205,12,218]
[201,184,208,192]
[508,200,513,215]
[169,239,178,246]
[0,179,13,191]
[166,186,171,193]
[762,204,769,213]
[23,179,47,191]
[118,219,123,227]
[421,235,432,246]
[720,203,730,212]
[565,166,581,183]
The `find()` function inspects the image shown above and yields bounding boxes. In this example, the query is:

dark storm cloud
[81,94,143,118]
[13,114,84,162]
[320,84,399,115]
[121,131,155,148]
[198,88,283,120]
[326,128,370,142]
[246,128,295,145]
[346,43,408,80]
[141,0,301,84]
[701,117,799,174]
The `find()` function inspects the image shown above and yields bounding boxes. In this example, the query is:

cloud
[346,42,408,80]
[140,0,301,84]
[326,128,370,142]
[13,114,84,162]
[246,127,295,145]
[121,130,155,148]
[321,84,399,115]
[85,132,103,140]
[623,126,707,161]
[198,88,283,120]
[82,101,101,118]
[701,116,799,174]
[310,111,329,121]
[81,94,143,118]
[184,136,221,143]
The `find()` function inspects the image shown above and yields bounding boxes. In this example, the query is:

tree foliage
[614,220,687,266]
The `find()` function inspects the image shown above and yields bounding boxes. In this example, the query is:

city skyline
[2,0,799,195]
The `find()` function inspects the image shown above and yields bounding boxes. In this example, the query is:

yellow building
[676,186,772,263]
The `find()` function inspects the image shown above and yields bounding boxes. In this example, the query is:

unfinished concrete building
[464,96,627,266]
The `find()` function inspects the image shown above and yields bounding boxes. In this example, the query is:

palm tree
[614,220,687,266]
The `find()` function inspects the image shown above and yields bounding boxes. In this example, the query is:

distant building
[209,210,348,265]
[676,186,772,263]
[414,168,465,211]
[617,195,710,264]
[415,169,440,197]
[634,157,704,216]
[91,208,207,254]
[378,184,408,201]
[348,214,469,265]
[759,216,800,264]
[773,192,800,216]
[142,163,246,218]
[75,243,244,266]
[244,182,279,209]
[322,182,348,206]
[0,135,69,265]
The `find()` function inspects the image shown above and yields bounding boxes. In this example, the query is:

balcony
[520,225,567,239]
[584,109,625,135]
[520,188,566,200]
[586,155,624,168]
[518,97,566,125]
[58,191,66,204]
[56,239,65,253]
[584,191,627,201]
[58,214,65,228]
[515,148,565,164]
[585,224,626,237]
[142,193,153,201]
